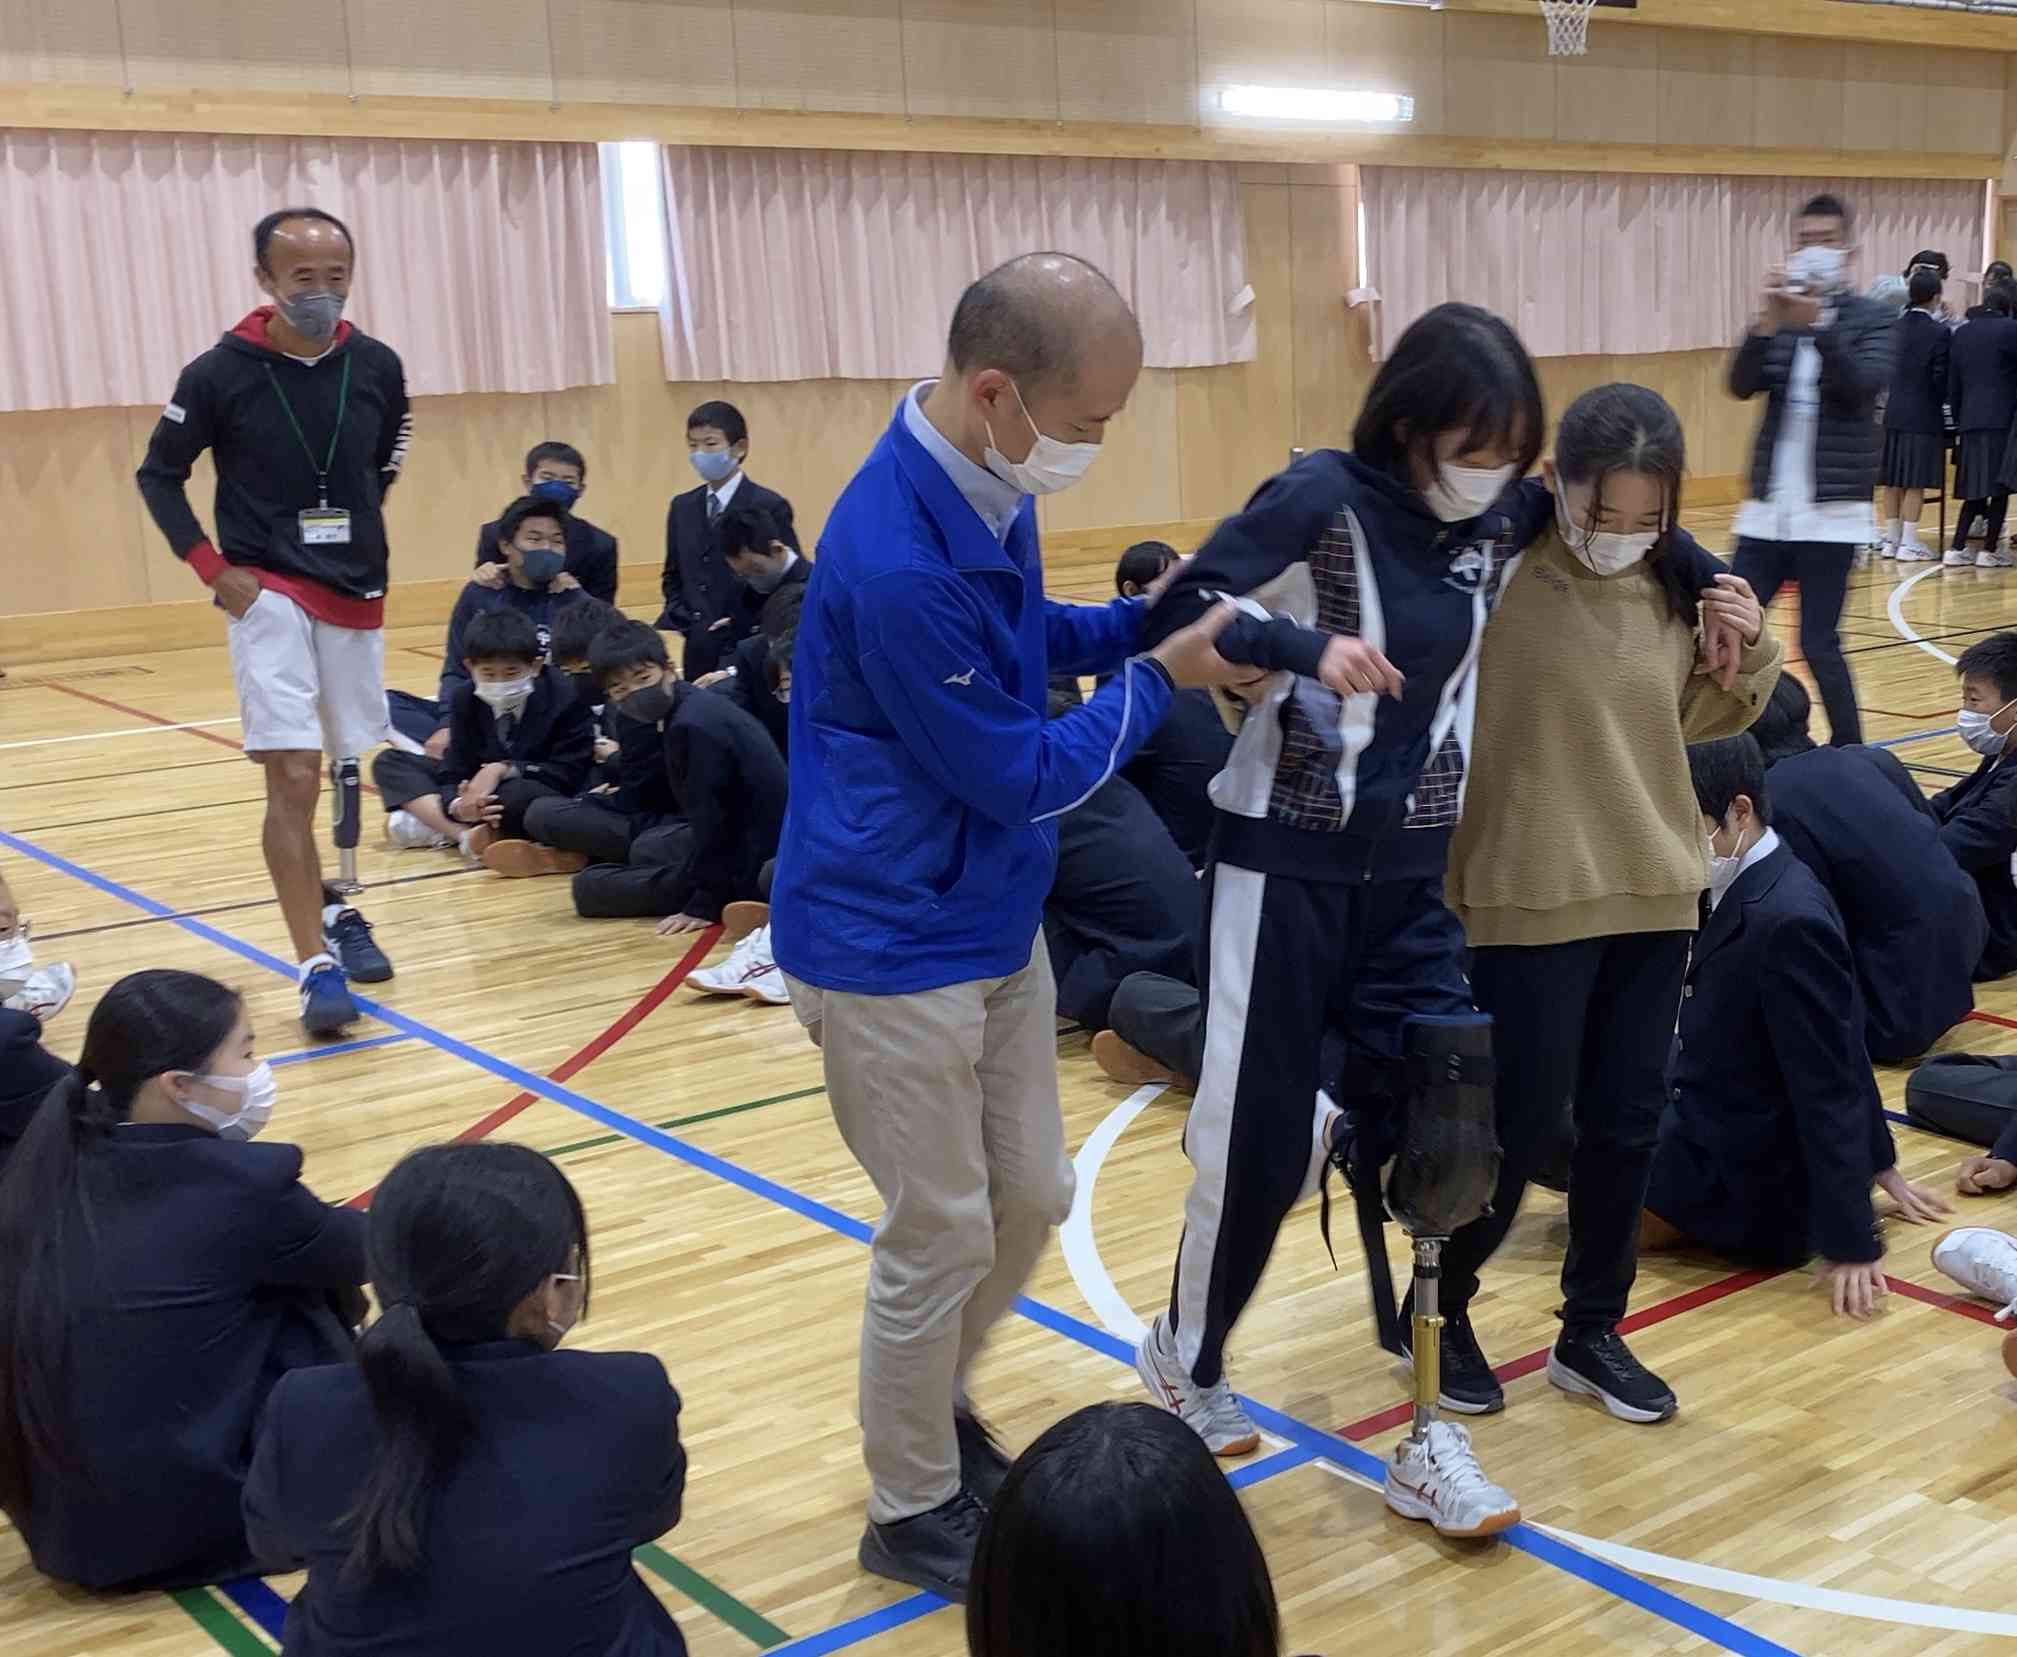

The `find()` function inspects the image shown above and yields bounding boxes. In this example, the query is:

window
[601,140,667,310]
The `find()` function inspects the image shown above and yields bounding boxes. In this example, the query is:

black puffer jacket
[1730,295,1895,505]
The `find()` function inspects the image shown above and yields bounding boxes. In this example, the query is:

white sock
[1886,517,1903,545]
[320,902,347,931]
[298,952,336,982]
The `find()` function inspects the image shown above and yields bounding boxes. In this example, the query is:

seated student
[1750,673,1983,1060]
[374,610,595,876]
[438,496,592,720]
[571,620,787,929]
[718,500,810,623]
[0,870,75,1026]
[1641,737,1950,1319]
[1114,538,1179,599]
[655,401,800,680]
[1931,634,2017,980]
[245,1143,688,1657]
[0,969,364,1591]
[702,585,802,761]
[473,441,620,604]
[968,1402,1282,1657]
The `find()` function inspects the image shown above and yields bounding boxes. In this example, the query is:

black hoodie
[137,307,411,625]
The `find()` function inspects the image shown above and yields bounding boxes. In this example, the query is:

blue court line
[764,1593,945,1656]
[216,1576,289,1642]
[1872,725,1958,749]
[1226,1444,1317,1489]
[269,1033,415,1067]
[0,826,1802,1657]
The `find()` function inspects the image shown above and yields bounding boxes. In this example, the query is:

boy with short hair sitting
[1932,633,2017,980]
[699,585,803,760]
[1641,735,1949,1318]
[473,441,620,603]
[372,609,595,877]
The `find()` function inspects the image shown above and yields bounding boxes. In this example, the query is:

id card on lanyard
[266,354,354,546]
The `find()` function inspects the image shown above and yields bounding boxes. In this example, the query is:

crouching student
[571,620,786,930]
[1932,634,2017,981]
[245,1143,689,1656]
[474,442,620,604]
[700,584,802,761]
[373,610,595,877]
[0,970,364,1591]
[1642,737,1950,1318]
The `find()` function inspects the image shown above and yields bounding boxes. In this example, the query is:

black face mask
[616,679,676,725]
[519,546,566,588]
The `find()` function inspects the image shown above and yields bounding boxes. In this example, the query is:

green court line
[634,1542,790,1648]
[547,1084,828,1158]
[171,1588,274,1657]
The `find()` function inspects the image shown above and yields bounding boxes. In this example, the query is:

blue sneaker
[300,963,359,1036]
[322,901,393,984]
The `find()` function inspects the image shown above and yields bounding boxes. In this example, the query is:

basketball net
[1540,0,1598,55]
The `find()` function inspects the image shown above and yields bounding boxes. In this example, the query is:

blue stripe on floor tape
[0,825,1803,1657]
[269,1033,415,1067]
[1872,725,1957,749]
[216,1576,289,1642]
[1227,1444,1318,1488]
[764,1593,945,1655]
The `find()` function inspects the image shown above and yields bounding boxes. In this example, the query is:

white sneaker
[0,924,34,1000]
[690,926,771,998]
[1385,1420,1521,1539]
[1878,540,1898,559]
[1134,1312,1260,1457]
[386,808,452,850]
[1932,1228,2017,1321]
[3,962,75,1025]
[744,963,791,1006]
[1980,546,2015,569]
[1945,546,1978,567]
[1896,540,1935,563]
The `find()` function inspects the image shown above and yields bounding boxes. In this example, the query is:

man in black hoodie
[136,207,412,1037]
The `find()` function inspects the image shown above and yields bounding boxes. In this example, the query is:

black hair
[1908,267,1943,309]
[1989,261,2015,287]
[1689,734,1771,827]
[461,608,541,666]
[1115,540,1179,597]
[947,252,1133,395]
[346,1143,589,1580]
[1552,383,1694,626]
[1907,249,1950,280]
[1750,673,1816,767]
[0,970,243,1517]
[524,441,587,480]
[968,1403,1279,1657]
[687,400,748,448]
[588,618,671,691]
[718,502,790,565]
[1988,281,2017,319]
[768,627,798,695]
[548,598,622,669]
[496,495,567,547]
[1352,302,1545,488]
[1796,192,1854,237]
[253,207,354,273]
[1957,632,2017,702]
[759,582,805,644]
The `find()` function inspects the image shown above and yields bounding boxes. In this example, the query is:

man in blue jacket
[770,253,1252,1601]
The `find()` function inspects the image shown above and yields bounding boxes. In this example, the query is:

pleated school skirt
[1881,428,1945,490]
[1957,430,2007,500]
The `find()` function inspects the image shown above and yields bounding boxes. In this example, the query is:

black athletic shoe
[955,1409,1011,1505]
[1396,1290,1504,1415]
[323,902,393,984]
[858,1488,988,1602]
[1548,1324,1677,1423]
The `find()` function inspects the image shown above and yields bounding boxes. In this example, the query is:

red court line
[1885,1275,2004,1326]
[1333,1267,1782,1442]
[1968,1009,2017,1033]
[343,923,723,1208]
[44,680,245,751]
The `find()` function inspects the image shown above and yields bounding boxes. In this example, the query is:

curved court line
[1887,565,1960,666]
[1060,1082,1165,1342]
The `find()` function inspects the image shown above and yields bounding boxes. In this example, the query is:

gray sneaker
[858,1488,987,1602]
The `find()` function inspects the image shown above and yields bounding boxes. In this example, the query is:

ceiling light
[1217,85,1416,124]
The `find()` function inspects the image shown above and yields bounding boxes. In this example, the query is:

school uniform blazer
[1932,752,2017,979]
[244,1340,687,1657]
[436,580,591,712]
[1769,745,1983,1060]
[655,479,799,634]
[440,668,596,800]
[22,1124,364,1591]
[474,513,620,604]
[1946,313,2017,434]
[718,630,788,760]
[643,681,789,921]
[1884,309,1952,435]
[1664,846,1894,1267]
[0,1009,70,1166]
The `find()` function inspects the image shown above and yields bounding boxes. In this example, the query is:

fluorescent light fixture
[1218,85,1415,124]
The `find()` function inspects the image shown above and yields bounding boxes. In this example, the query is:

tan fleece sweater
[1446,527,1784,948]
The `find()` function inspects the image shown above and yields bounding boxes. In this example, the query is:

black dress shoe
[955,1408,1011,1504]
[858,1488,988,1602]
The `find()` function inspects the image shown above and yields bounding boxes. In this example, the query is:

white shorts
[226,588,389,758]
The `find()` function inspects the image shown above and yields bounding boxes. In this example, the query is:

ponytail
[345,1303,474,1579]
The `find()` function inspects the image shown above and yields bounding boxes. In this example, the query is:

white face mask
[474,675,536,714]
[1424,461,1516,524]
[1555,493,1659,575]
[1787,244,1849,296]
[982,381,1102,497]
[1705,818,1754,905]
[1958,698,2016,757]
[179,1061,278,1141]
[0,925,32,997]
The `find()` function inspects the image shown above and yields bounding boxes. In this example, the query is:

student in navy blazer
[474,442,620,605]
[245,1143,688,1657]
[1932,633,2017,980]
[1643,738,1950,1319]
[0,970,364,1592]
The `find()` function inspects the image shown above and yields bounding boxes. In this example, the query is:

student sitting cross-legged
[372,609,595,878]
[696,584,802,762]
[0,970,365,1592]
[244,1143,689,1657]
[1641,736,1951,1318]
[1931,633,2017,981]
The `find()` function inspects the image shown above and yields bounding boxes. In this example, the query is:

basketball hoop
[1540,0,1598,55]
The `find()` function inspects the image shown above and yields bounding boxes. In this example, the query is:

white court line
[0,718,242,751]
[1886,564,1960,666]
[1061,1082,1163,1344]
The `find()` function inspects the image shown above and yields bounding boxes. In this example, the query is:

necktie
[497,713,518,748]
[707,492,722,526]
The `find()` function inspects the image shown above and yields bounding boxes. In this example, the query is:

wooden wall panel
[718,377,907,544]
[1286,174,1367,451]
[1,406,155,614]
[1323,1,1447,137]
[1442,14,1556,143]
[1040,367,1181,537]
[1195,0,1325,105]
[121,0,352,95]
[901,0,1060,121]
[1751,36,1844,154]
[1656,32,1755,150]
[1054,0,1198,128]
[1553,26,1658,148]
[0,1,127,86]
[732,0,905,115]
[1841,43,1932,158]
[548,0,738,108]
[1927,51,2006,160]
[344,0,555,101]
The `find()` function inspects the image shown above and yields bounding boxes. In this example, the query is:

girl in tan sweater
[1433,384,1782,1427]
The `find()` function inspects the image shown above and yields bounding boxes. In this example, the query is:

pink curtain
[0,131,612,413]
[1361,166,1988,359]
[657,147,1256,382]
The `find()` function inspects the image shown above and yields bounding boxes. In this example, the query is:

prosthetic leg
[330,757,363,895]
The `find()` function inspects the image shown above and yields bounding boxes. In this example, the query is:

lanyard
[264,353,352,508]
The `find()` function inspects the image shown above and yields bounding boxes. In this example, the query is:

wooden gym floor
[7,505,2017,1657]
